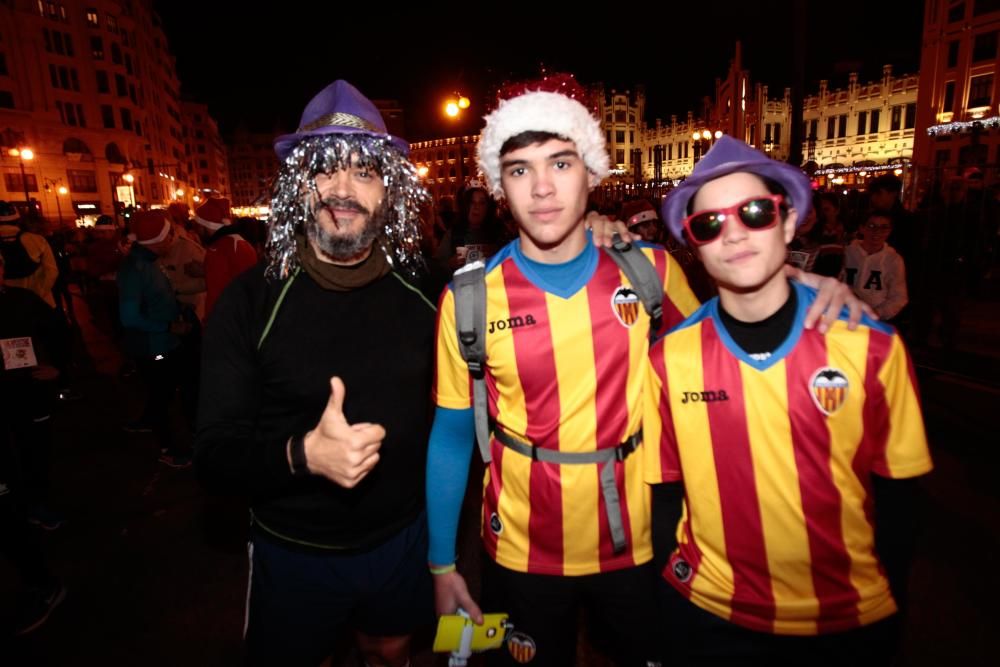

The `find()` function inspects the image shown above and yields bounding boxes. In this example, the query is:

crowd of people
[1,73,995,665]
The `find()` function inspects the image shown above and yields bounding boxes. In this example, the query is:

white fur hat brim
[477,91,609,199]
[194,215,226,232]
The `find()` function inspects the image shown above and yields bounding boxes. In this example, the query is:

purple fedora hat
[661,135,812,244]
[274,80,409,160]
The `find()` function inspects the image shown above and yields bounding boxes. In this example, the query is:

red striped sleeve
[861,330,894,477]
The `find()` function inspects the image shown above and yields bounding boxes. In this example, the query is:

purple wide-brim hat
[662,135,812,244]
[274,79,409,160]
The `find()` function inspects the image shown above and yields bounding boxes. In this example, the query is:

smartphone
[432,612,510,653]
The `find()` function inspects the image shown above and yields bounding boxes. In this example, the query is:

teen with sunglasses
[645,137,932,664]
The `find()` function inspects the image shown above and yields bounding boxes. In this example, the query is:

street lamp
[692,129,723,164]
[122,172,136,207]
[444,93,471,186]
[9,146,34,206]
[43,177,68,225]
[112,171,135,227]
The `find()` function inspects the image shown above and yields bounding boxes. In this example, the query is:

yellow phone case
[432,613,510,653]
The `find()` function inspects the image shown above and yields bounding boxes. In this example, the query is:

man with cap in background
[0,200,58,308]
[0,248,67,531]
[118,209,193,468]
[192,197,257,318]
[195,80,434,667]
[156,204,207,323]
[645,136,930,664]
[166,202,199,241]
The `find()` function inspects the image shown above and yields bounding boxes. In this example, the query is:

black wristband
[289,433,310,476]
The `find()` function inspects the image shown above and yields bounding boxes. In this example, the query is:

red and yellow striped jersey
[644,282,932,635]
[435,240,699,576]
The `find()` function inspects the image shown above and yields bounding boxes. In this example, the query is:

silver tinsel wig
[265,133,428,279]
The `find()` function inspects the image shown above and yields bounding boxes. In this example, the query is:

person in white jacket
[843,212,908,321]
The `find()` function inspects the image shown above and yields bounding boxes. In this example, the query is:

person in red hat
[192,197,257,318]
[117,210,193,468]
[621,198,663,244]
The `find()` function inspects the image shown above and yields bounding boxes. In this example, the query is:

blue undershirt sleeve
[426,405,476,566]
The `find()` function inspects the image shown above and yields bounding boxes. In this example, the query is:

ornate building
[0,0,221,224]
[913,0,999,196]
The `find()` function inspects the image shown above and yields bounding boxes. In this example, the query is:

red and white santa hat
[476,73,609,199]
[193,197,232,232]
[132,210,171,245]
[621,199,658,229]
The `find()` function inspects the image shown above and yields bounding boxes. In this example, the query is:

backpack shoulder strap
[602,234,663,340]
[452,260,491,463]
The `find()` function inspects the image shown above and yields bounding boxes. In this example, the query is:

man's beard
[305,195,386,262]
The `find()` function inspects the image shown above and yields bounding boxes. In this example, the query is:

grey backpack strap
[494,428,642,554]
[603,234,663,340]
[452,261,491,463]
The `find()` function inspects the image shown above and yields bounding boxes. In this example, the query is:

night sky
[155,1,925,142]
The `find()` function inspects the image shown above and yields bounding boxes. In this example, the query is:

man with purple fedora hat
[196,79,434,667]
[644,136,930,664]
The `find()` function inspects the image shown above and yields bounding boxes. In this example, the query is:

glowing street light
[443,93,471,184]
[114,171,136,224]
[9,146,34,204]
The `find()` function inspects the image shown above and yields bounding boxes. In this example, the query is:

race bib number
[1,337,38,370]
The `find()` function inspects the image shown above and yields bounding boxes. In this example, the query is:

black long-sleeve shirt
[195,264,436,551]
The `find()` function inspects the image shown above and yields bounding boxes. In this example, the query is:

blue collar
[509,233,598,299]
[708,281,811,370]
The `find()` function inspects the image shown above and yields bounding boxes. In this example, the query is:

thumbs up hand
[303,377,385,488]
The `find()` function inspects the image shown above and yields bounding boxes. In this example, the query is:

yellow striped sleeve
[876,334,933,478]
[664,252,701,318]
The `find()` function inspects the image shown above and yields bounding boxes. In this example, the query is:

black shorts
[244,514,434,666]
[656,578,900,666]
[481,557,661,667]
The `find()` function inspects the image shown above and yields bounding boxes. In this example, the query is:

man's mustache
[313,196,370,218]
